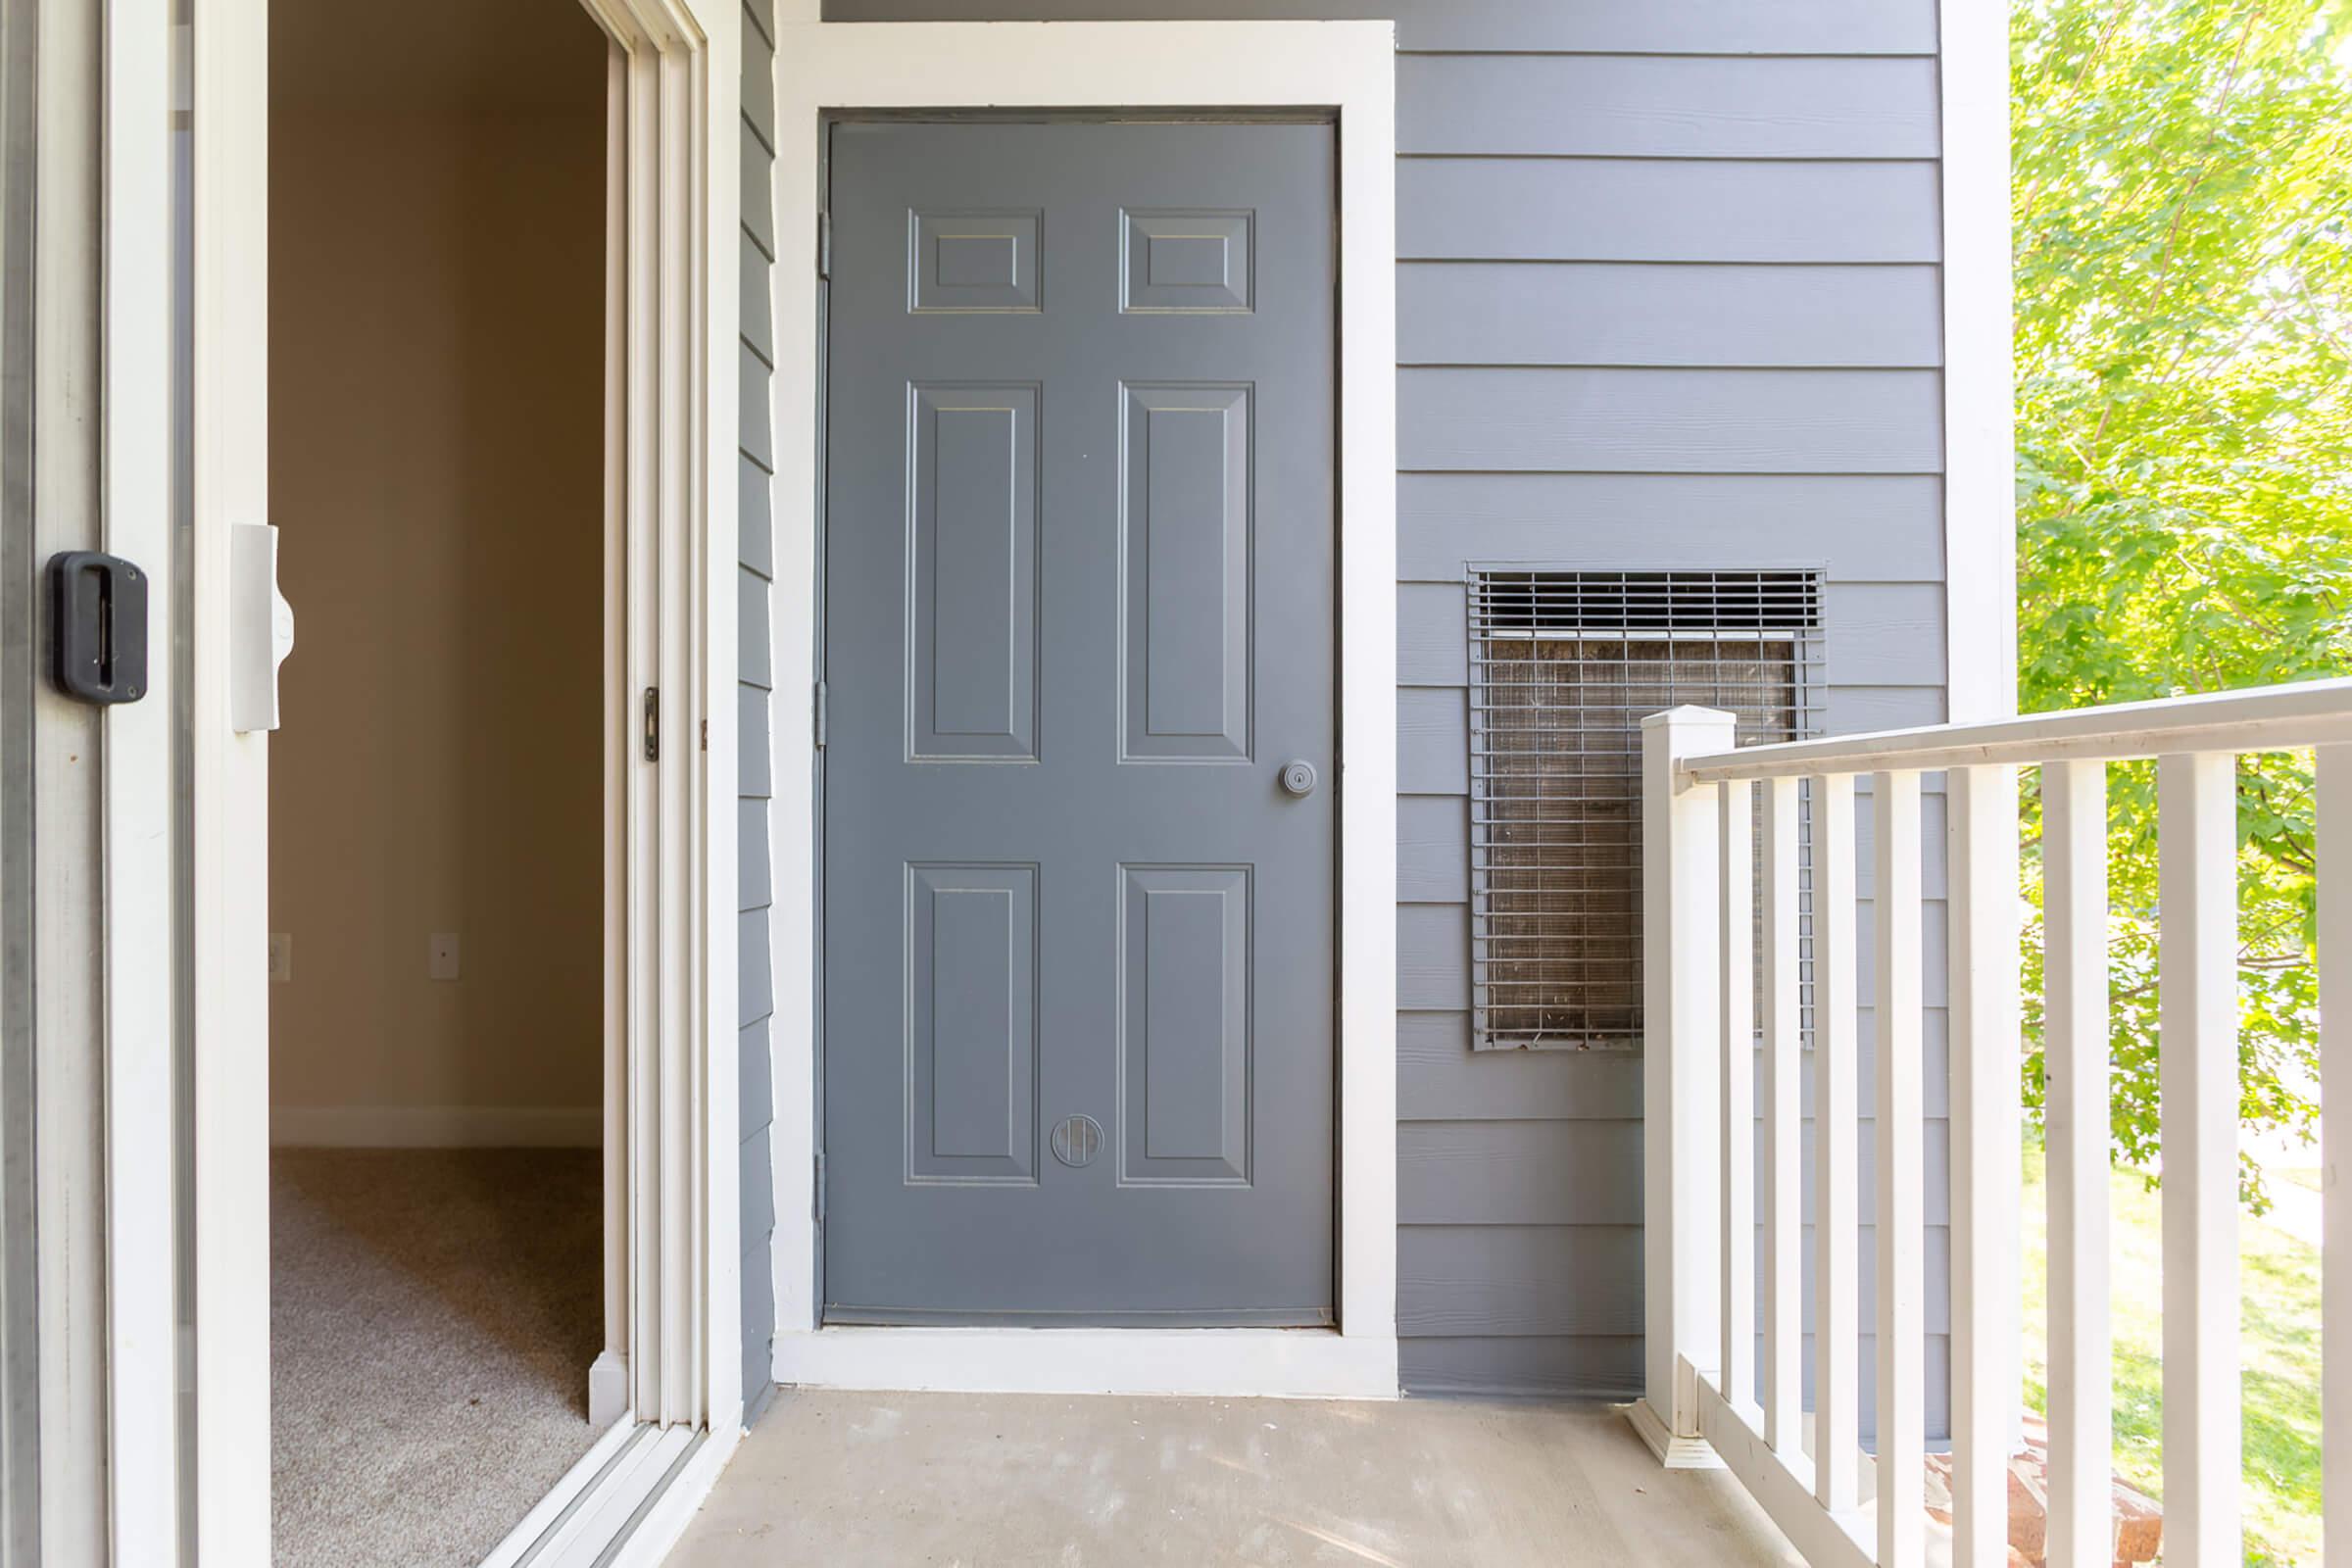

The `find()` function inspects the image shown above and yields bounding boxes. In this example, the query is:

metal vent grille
[1466,569,1825,1052]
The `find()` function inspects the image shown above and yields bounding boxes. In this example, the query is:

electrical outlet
[269,933,292,983]
[428,932,461,981]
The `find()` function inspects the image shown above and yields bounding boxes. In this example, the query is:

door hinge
[812,678,827,749]
[642,686,660,761]
[813,1151,826,1226]
[816,212,831,280]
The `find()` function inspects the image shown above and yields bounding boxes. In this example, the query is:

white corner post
[1634,706,1736,1466]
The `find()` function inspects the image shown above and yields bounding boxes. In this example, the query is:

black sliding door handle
[48,551,149,706]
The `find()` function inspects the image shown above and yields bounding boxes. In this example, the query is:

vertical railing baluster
[2158,753,2241,1565]
[1815,772,1860,1513]
[1764,775,1804,1457]
[1874,770,1926,1567]
[1948,763,2023,1567]
[2044,759,2111,1568]
[2321,745,2350,1568]
[1723,779,1757,1414]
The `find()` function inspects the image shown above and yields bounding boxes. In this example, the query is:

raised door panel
[1119,866,1250,1185]
[1120,383,1251,762]
[906,863,1038,1184]
[907,383,1040,760]
[1121,209,1253,314]
[910,209,1043,314]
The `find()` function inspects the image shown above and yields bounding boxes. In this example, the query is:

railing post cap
[1640,705,1739,732]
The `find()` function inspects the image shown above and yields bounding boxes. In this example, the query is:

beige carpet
[271,1149,604,1567]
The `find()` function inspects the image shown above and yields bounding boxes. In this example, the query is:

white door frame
[101,0,181,1560]
[161,0,746,1559]
[767,20,1399,1400]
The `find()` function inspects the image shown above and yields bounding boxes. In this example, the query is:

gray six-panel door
[821,120,1336,1324]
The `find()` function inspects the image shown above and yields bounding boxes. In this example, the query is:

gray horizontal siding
[739,9,778,1412]
[1399,368,1944,474]
[1399,160,1940,264]
[821,0,1950,1413]
[1514,1329,1961,1444]
[1399,1120,1643,1225]
[1398,264,1942,369]
[739,797,772,907]
[1399,1220,1959,1345]
[739,453,774,578]
[1398,55,1939,160]
[823,0,1938,56]
[1399,1225,1642,1337]
[741,231,774,370]
[1399,474,1946,582]
[1399,1336,1644,1401]
[739,907,774,1025]
[742,127,775,259]
[740,1017,773,1139]
[1396,795,1466,902]
[1398,1014,1643,1120]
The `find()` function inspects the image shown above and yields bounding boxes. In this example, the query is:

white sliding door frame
[101,0,180,1559]
[186,0,272,1552]
[768,20,1399,1400]
[171,0,746,1557]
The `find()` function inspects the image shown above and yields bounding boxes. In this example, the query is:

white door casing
[768,21,1400,1399]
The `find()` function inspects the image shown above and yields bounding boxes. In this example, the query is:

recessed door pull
[48,551,150,705]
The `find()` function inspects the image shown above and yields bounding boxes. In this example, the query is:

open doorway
[266,0,612,1558]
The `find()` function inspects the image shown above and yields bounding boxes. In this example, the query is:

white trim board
[1936,0,2017,723]
[774,1327,1397,1400]
[101,0,181,1557]
[267,1105,605,1148]
[766,20,1401,1399]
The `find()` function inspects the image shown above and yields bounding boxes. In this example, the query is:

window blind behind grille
[1465,570,1825,1052]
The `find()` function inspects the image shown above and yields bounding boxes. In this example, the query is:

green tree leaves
[2015,0,2352,1203]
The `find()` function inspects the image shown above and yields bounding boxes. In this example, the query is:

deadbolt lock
[1280,760,1318,798]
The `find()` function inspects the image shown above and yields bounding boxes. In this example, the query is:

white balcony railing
[1631,677,2352,1568]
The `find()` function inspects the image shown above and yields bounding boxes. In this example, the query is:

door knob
[1280,760,1318,797]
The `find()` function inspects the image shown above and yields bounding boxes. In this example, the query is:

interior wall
[268,24,608,1145]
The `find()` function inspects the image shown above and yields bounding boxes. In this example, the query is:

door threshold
[773,1325,1397,1400]
[479,1417,739,1568]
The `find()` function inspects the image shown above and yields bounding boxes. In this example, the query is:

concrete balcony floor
[668,1390,1804,1566]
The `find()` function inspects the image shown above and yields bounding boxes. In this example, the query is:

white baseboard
[269,1104,603,1149]
[773,1327,1399,1400]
